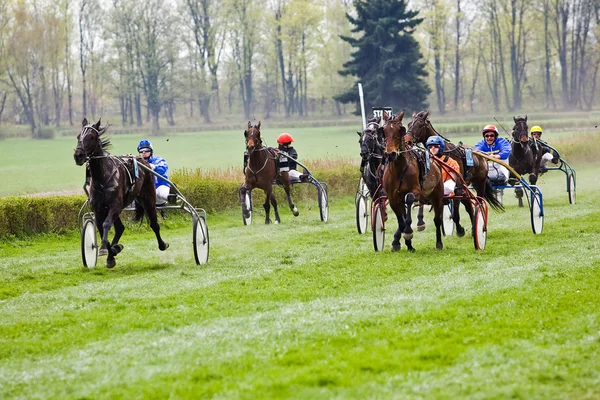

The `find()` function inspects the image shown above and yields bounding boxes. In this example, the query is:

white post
[358,83,366,130]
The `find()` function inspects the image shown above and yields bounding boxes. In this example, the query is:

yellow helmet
[530,125,543,134]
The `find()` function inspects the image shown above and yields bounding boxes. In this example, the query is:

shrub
[37,127,55,140]
[0,164,361,238]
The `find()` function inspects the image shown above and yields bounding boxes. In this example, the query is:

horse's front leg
[391,205,405,252]
[101,208,121,268]
[110,217,125,257]
[403,193,416,252]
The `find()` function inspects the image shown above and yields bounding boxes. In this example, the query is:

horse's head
[74,118,107,165]
[407,110,430,144]
[358,119,384,160]
[512,115,529,143]
[244,121,262,155]
[381,110,406,162]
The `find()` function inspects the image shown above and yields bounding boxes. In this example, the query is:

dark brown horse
[380,111,445,251]
[240,121,298,224]
[73,118,168,268]
[509,115,541,207]
[407,111,503,237]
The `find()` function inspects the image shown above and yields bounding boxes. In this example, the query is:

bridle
[512,119,530,147]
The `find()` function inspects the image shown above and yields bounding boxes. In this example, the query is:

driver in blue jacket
[473,124,511,184]
[137,140,176,205]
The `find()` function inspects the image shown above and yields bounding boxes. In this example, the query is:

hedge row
[0,166,360,239]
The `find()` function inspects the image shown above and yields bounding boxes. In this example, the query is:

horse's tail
[484,178,505,212]
[133,201,145,223]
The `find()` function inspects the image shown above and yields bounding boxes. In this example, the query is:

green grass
[0,166,599,398]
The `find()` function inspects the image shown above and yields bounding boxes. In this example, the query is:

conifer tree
[336,0,431,115]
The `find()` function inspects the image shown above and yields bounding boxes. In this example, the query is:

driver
[136,140,176,205]
[277,133,307,182]
[426,136,461,196]
[473,124,511,184]
[530,125,560,172]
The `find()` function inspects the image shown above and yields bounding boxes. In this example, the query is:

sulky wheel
[372,203,385,251]
[356,194,369,234]
[473,205,487,250]
[442,202,454,236]
[530,191,544,235]
[193,215,209,265]
[319,186,329,222]
[81,218,98,268]
[355,177,366,206]
[242,191,252,225]
[568,173,576,205]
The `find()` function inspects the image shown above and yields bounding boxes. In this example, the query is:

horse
[509,115,541,207]
[73,118,169,268]
[239,121,298,224]
[406,110,504,237]
[357,116,385,198]
[380,110,445,251]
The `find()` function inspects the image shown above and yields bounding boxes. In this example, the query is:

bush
[0,164,361,239]
[0,195,87,238]
[37,127,55,139]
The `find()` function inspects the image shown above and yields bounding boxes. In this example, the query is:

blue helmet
[426,136,445,153]
[137,139,153,154]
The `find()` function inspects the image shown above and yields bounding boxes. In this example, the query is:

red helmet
[277,133,294,145]
[482,124,499,137]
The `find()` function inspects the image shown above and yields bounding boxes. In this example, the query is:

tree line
[0,0,598,138]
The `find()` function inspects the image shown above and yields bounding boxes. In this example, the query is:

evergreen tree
[336,0,431,115]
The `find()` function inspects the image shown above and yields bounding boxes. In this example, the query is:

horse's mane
[97,124,112,152]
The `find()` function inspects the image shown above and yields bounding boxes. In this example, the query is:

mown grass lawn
[0,167,599,399]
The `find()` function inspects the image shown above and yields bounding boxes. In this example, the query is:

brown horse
[73,118,168,268]
[380,111,445,251]
[407,111,503,237]
[240,121,298,224]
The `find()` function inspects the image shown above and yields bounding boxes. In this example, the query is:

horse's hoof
[106,259,116,269]
[292,208,299,217]
[265,219,271,225]
[274,220,280,224]
[456,227,465,237]
[111,244,124,255]
[417,223,426,232]
[436,243,443,250]
[408,247,416,253]
[391,244,401,252]
[98,248,108,257]
[160,242,169,251]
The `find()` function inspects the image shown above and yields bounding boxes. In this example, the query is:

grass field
[1,166,599,398]
[0,121,595,197]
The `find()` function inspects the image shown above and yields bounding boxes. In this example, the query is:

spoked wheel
[81,218,98,268]
[372,203,385,251]
[193,215,209,265]
[318,186,329,222]
[473,205,487,250]
[530,191,544,234]
[568,173,576,205]
[356,194,369,234]
[355,177,366,205]
[442,202,454,236]
[242,191,252,225]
